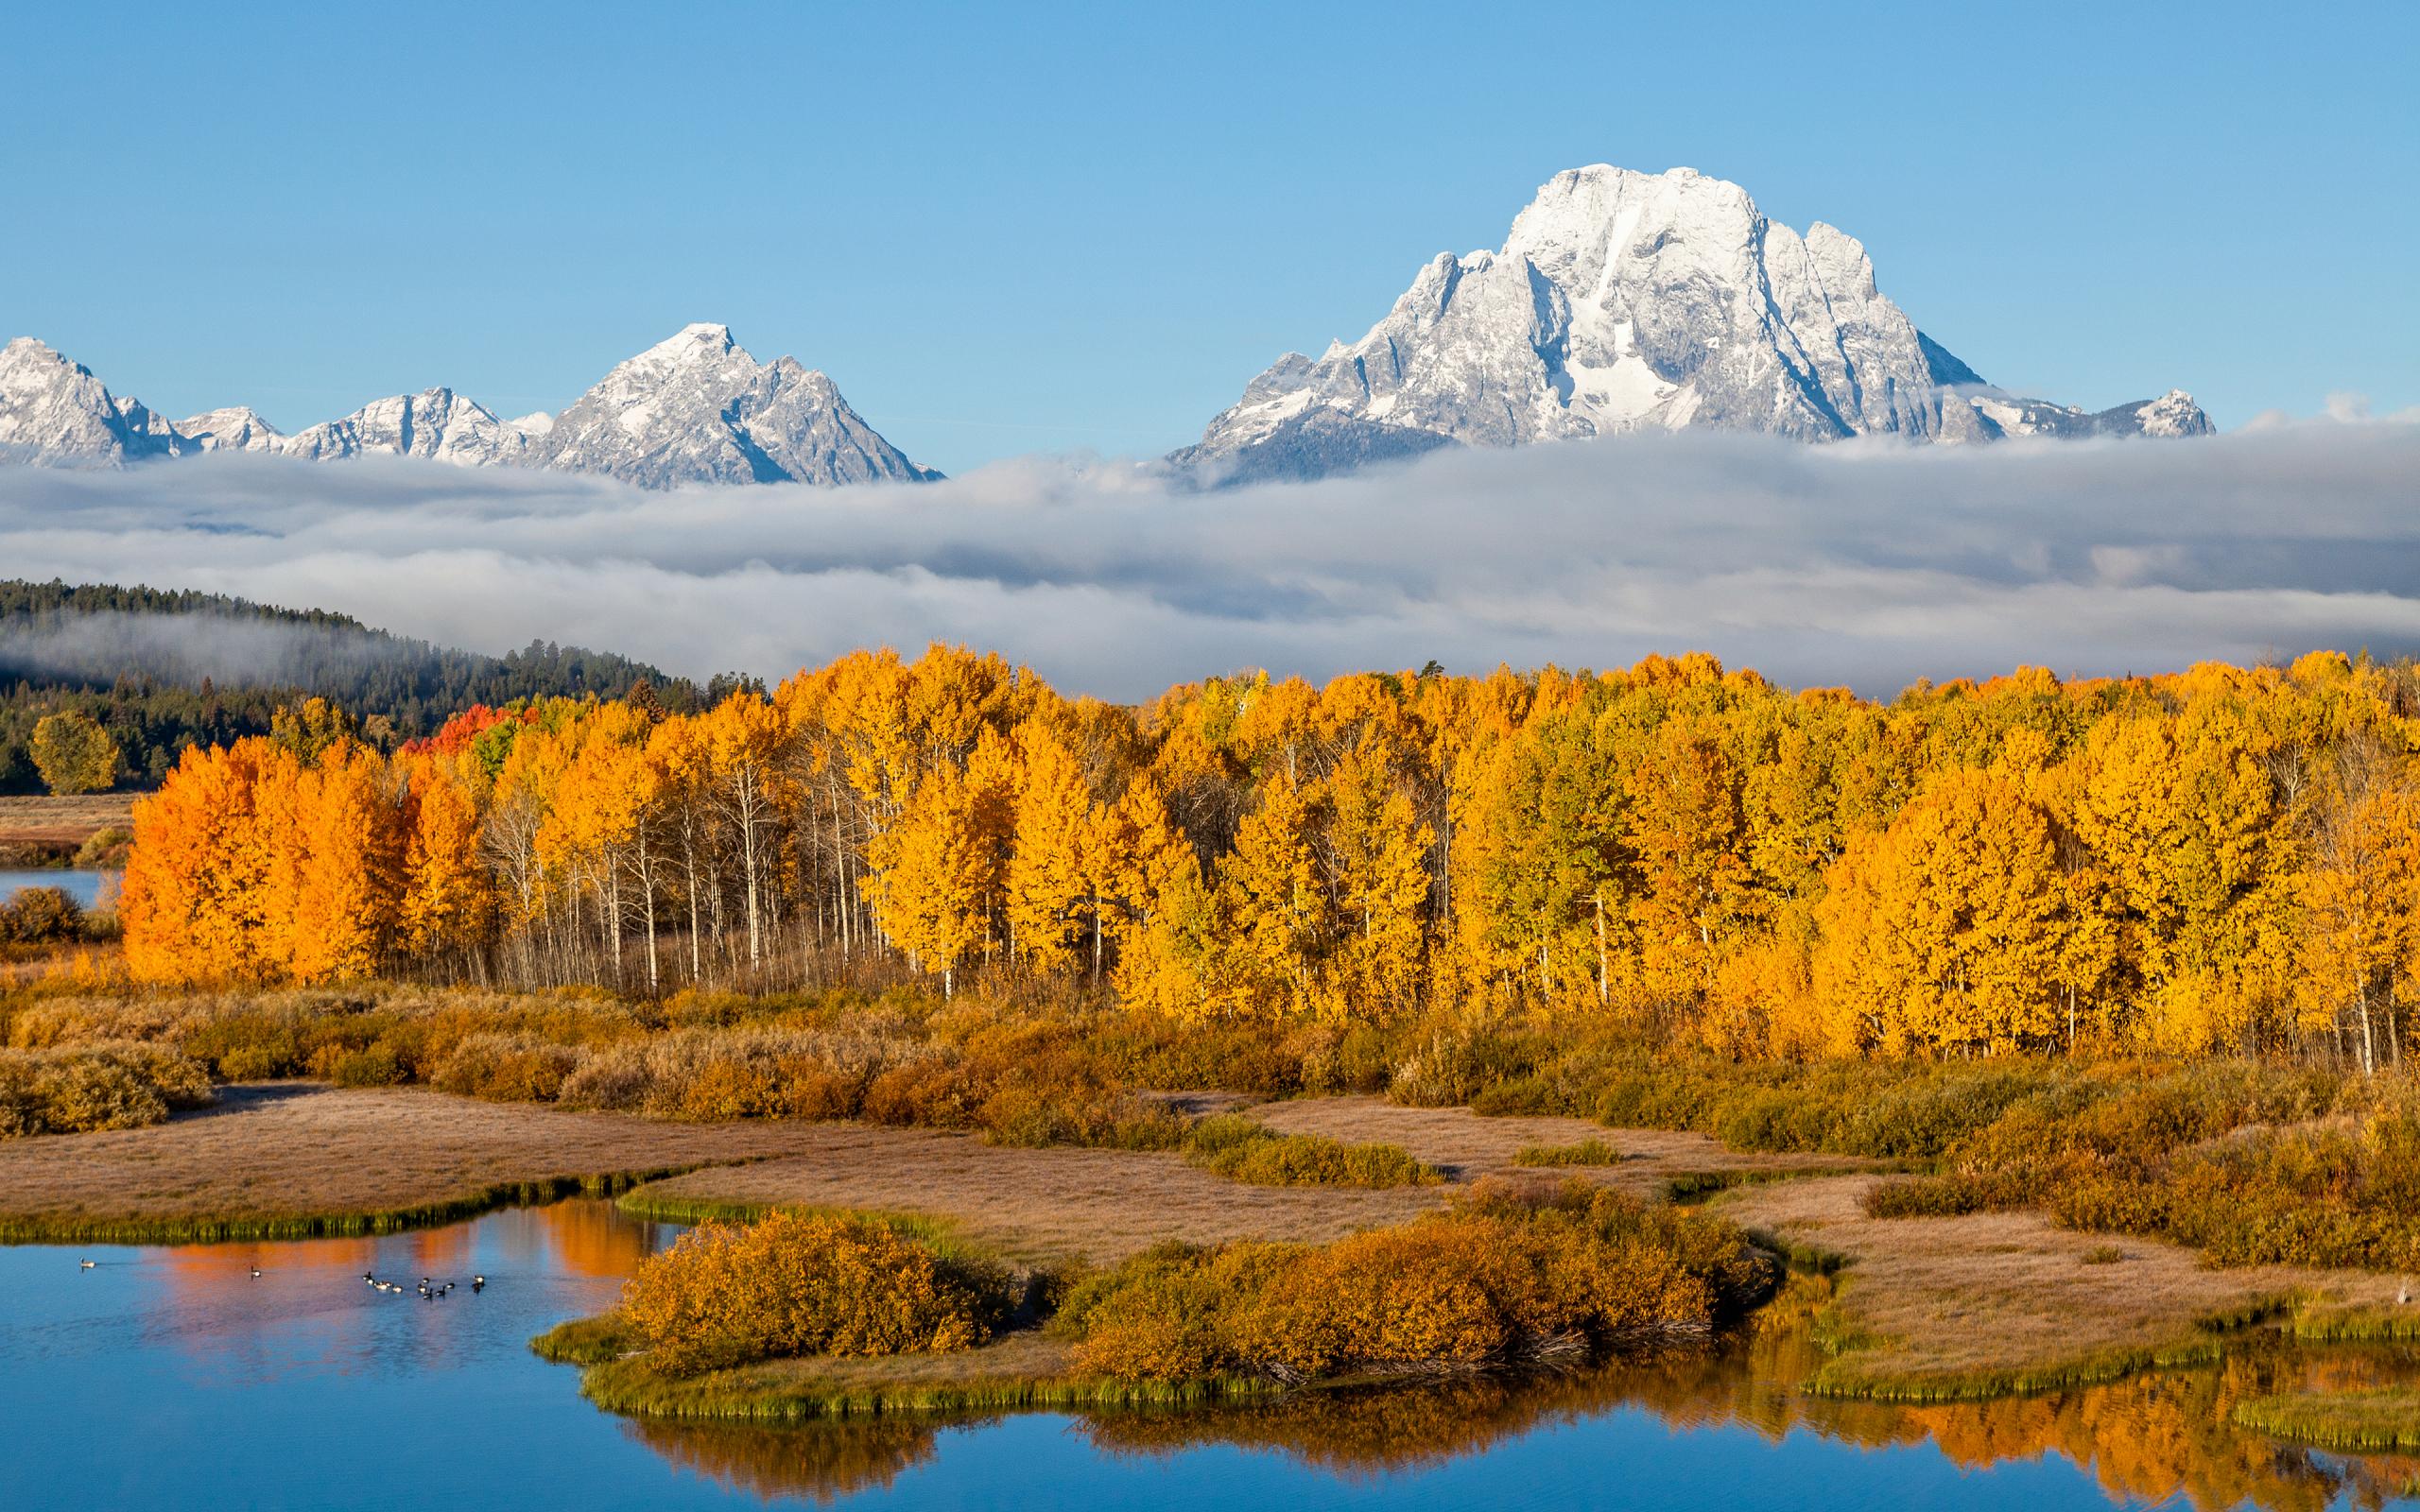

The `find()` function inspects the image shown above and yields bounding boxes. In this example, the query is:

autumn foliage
[619,1211,1013,1376]
[113,645,2420,1070]
[1057,1182,1773,1383]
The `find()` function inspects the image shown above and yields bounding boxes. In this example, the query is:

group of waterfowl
[73,1257,490,1298]
[364,1270,486,1299]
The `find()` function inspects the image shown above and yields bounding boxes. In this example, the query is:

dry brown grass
[0,1083,816,1238]
[0,793,135,849]
[0,1083,1446,1258]
[1245,1096,1876,1193]
[1718,1174,2420,1393]
[631,1129,1443,1266]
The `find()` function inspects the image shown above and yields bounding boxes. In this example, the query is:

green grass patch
[1806,1334,2226,1401]
[1512,1138,1620,1167]
[2235,1388,2420,1451]
[1179,1114,1440,1189]
[2290,1302,2420,1343]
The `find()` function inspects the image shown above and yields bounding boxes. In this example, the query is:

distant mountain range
[0,165,2212,490]
[0,324,938,489]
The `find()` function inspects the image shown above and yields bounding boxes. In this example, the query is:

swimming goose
[250,1268,262,1279]
[78,1260,95,1270]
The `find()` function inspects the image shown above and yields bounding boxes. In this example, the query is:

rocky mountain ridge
[0,326,936,488]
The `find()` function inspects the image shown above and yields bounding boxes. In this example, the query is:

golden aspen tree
[2292,775,2420,1074]
[1813,768,2077,1054]
[868,761,990,995]
[1006,722,1095,971]
[1215,772,1324,1017]
[398,754,493,962]
[1626,716,1755,1001]
[702,694,786,969]
[1320,746,1431,1019]
[121,740,285,983]
[287,740,405,984]
[1098,777,1210,1014]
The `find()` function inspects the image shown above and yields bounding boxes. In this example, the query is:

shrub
[0,1040,214,1136]
[1060,1184,1774,1384]
[1180,1114,1438,1188]
[620,1211,1013,1376]
[1861,1176,1986,1219]
[431,1034,583,1102]
[1513,1138,1620,1167]
[0,886,85,945]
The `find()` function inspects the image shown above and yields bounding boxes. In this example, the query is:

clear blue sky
[4,0,2411,474]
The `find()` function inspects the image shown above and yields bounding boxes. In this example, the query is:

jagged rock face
[0,337,186,466]
[0,325,935,487]
[1180,164,2209,480]
[279,388,539,465]
[542,323,939,487]
[175,406,284,454]
[1958,387,2216,441]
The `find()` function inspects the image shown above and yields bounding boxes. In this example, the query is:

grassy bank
[0,1165,701,1245]
[2234,1388,2420,1451]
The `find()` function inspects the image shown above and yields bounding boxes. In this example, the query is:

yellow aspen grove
[1626,718,1756,999]
[1098,777,1208,1015]
[97,644,2420,1066]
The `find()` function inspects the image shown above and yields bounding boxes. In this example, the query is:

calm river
[2,1198,2413,1510]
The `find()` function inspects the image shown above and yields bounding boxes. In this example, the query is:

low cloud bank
[2,417,2416,701]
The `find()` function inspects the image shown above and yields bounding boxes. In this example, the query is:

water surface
[3,1199,2414,1510]
[0,867,110,906]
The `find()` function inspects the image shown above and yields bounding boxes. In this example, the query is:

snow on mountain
[1954,387,2215,442]
[175,405,284,454]
[541,323,939,487]
[0,337,187,467]
[1178,165,2209,481]
[0,326,934,487]
[278,388,538,466]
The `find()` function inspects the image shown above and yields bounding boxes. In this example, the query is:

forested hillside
[0,580,705,790]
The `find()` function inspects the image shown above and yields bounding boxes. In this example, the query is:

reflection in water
[627,1275,2420,1512]
[13,1198,2419,1510]
[627,1416,960,1505]
[142,1198,676,1382]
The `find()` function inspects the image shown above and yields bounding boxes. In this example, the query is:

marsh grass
[1179,1114,1440,1189]
[2234,1388,2420,1451]
[1512,1138,1620,1167]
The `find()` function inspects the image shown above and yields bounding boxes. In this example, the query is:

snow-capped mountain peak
[0,336,186,467]
[542,326,938,487]
[1176,163,2210,481]
[0,327,936,487]
[176,405,284,454]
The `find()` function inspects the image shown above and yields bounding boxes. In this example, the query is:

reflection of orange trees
[525,1195,660,1280]
[624,1415,949,1506]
